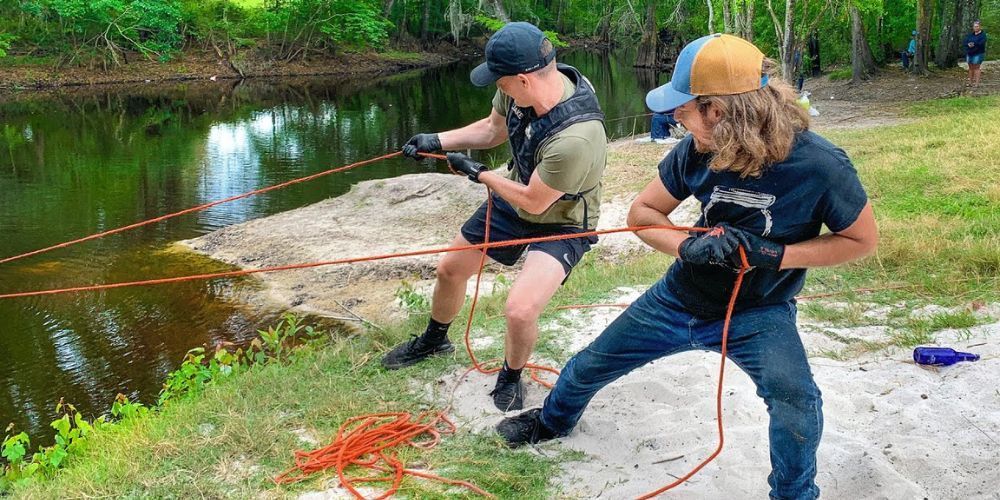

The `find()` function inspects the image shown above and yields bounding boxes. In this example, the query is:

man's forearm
[780,232,876,269]
[627,205,690,257]
[478,172,547,214]
[439,118,507,150]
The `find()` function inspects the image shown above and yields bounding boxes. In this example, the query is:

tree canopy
[0,0,996,73]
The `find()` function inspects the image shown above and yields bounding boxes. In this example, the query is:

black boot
[381,333,454,369]
[496,408,558,447]
[490,366,526,412]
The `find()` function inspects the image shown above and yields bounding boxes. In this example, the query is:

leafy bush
[474,15,569,48]
[0,314,324,492]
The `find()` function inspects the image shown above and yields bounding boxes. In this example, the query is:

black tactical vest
[505,64,605,228]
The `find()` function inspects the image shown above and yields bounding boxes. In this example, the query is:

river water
[0,50,661,438]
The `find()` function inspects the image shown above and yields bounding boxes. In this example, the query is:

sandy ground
[435,291,1000,499]
[182,67,1000,497]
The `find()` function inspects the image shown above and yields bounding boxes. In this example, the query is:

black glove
[446,152,487,183]
[727,227,785,270]
[678,223,741,266]
[402,133,441,159]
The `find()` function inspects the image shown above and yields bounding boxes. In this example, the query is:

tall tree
[734,0,756,41]
[706,0,715,32]
[635,0,659,67]
[935,0,960,67]
[767,0,798,81]
[850,3,878,82]
[912,0,933,75]
[723,0,733,33]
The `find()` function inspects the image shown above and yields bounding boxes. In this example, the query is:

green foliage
[1,315,324,493]
[0,33,14,58]
[395,280,430,313]
[159,313,321,404]
[475,15,569,48]
[827,67,853,81]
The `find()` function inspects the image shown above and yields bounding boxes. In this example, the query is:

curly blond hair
[696,59,809,178]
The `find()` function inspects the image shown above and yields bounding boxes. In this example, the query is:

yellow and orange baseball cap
[646,34,769,112]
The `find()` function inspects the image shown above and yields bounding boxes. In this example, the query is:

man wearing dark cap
[496,34,878,499]
[381,22,608,413]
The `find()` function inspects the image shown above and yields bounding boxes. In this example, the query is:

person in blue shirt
[495,34,879,499]
[965,20,987,87]
[903,30,917,69]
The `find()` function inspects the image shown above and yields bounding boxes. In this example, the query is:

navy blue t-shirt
[658,131,868,318]
[964,31,987,56]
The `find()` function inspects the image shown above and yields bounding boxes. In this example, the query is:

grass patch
[827,67,853,81]
[379,50,424,62]
[811,95,1000,306]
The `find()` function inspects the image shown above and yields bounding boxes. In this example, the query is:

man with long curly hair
[496,34,879,499]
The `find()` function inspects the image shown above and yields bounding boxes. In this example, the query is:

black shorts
[460,194,597,276]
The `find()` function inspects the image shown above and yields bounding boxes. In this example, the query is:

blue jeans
[541,277,823,500]
[650,112,677,140]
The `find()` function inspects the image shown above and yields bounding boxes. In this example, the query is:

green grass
[827,67,853,81]
[809,95,1000,307]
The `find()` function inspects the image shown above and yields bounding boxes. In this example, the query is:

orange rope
[637,248,748,499]
[0,225,698,300]
[273,410,493,499]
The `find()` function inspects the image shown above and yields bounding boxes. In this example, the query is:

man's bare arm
[779,202,878,269]
[438,109,508,151]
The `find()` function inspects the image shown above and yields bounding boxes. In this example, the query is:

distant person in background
[650,111,680,145]
[965,20,987,87]
[635,111,680,145]
[903,30,917,70]
[807,33,821,76]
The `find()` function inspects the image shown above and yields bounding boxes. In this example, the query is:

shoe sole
[381,344,455,370]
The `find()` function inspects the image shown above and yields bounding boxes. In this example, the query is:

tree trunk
[723,0,732,33]
[913,0,933,75]
[850,4,877,82]
[383,0,395,17]
[484,0,510,22]
[706,0,715,33]
[935,0,961,68]
[635,0,659,68]
[737,0,756,41]
[960,0,981,32]
[420,0,432,42]
[780,0,797,81]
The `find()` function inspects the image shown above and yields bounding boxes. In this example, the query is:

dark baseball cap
[470,22,556,87]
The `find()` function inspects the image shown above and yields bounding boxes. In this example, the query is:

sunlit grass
[809,95,1000,306]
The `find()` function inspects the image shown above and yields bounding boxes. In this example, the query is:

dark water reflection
[0,50,662,439]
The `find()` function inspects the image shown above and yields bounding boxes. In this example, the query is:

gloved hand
[726,227,785,270]
[678,223,741,266]
[402,133,442,159]
[446,152,488,183]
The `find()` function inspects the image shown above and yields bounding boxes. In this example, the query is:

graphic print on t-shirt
[703,186,776,236]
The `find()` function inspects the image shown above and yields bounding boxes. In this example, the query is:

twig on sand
[334,299,384,331]
[959,411,1000,447]
[651,455,685,465]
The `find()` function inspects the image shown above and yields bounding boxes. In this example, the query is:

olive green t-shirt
[491,74,607,228]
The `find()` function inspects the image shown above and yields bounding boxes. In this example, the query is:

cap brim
[470,62,502,87]
[645,82,696,112]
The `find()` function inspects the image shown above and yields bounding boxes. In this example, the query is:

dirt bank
[0,48,465,94]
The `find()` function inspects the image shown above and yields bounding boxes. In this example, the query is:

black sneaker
[495,408,558,447]
[489,377,525,412]
[381,334,454,370]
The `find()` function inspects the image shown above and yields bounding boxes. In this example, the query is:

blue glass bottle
[913,346,980,366]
